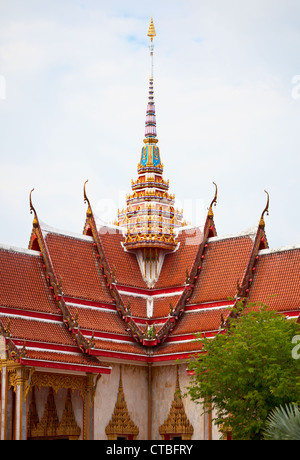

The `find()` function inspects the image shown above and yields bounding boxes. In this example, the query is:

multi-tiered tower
[117,18,186,285]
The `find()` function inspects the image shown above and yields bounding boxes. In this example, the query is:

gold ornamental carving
[30,371,87,398]
[57,388,81,440]
[28,386,81,440]
[30,387,60,438]
[105,367,139,440]
[159,367,194,440]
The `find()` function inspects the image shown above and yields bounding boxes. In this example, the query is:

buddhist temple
[0,18,299,440]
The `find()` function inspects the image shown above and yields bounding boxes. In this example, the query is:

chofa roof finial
[259,190,269,228]
[208,182,218,218]
[83,180,92,218]
[29,188,39,228]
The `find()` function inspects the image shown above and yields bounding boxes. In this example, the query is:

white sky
[0,0,299,249]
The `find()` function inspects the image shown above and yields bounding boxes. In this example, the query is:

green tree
[186,303,300,440]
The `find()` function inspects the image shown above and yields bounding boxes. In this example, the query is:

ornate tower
[117,18,186,285]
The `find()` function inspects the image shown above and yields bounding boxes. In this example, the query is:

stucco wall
[94,363,148,440]
[94,362,221,441]
[151,363,205,440]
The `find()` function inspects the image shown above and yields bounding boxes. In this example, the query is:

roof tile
[155,228,202,288]
[0,249,57,314]
[45,232,113,304]
[190,235,254,303]
[248,248,300,312]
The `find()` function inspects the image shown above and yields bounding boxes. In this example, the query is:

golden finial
[208,182,218,218]
[259,190,269,228]
[29,188,39,228]
[147,16,156,41]
[83,180,92,218]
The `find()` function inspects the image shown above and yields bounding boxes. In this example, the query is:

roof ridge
[207,225,257,243]
[155,191,218,344]
[40,221,94,241]
[0,243,41,257]
[27,196,96,356]
[258,243,300,255]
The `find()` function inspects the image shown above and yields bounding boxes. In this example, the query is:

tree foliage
[186,303,300,440]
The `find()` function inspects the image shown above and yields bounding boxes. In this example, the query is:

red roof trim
[0,306,62,322]
[185,300,234,311]
[20,358,111,374]
[164,331,217,342]
[116,284,185,296]
[12,339,81,354]
[63,296,115,310]
[74,329,137,343]
[89,349,149,362]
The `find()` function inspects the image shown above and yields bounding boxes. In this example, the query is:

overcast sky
[0,0,299,250]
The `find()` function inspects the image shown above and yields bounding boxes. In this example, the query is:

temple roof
[0,245,111,374]
[190,232,255,304]
[248,245,300,317]
[0,19,299,372]
[1,207,299,370]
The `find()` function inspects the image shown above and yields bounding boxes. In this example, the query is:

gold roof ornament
[29,188,39,228]
[147,16,156,41]
[159,366,194,440]
[259,190,269,228]
[83,180,92,218]
[105,367,139,440]
[208,182,218,218]
[31,387,59,438]
[57,388,81,440]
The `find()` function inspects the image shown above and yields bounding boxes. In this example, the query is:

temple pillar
[14,367,33,440]
[0,364,8,440]
[84,373,100,440]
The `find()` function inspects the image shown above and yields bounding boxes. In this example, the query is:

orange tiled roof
[0,248,57,315]
[44,232,113,304]
[152,340,204,357]
[119,294,148,318]
[155,228,202,289]
[0,315,74,346]
[153,295,182,318]
[22,349,108,371]
[98,228,148,289]
[0,246,112,372]
[92,338,147,356]
[67,304,131,336]
[169,307,232,336]
[1,222,299,367]
[248,247,300,313]
[118,294,182,319]
[190,234,254,304]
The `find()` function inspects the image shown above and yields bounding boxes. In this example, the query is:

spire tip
[147,17,156,41]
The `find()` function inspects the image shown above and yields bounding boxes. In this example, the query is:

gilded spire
[147,16,156,41]
[140,17,161,170]
[117,17,185,254]
[143,17,159,149]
